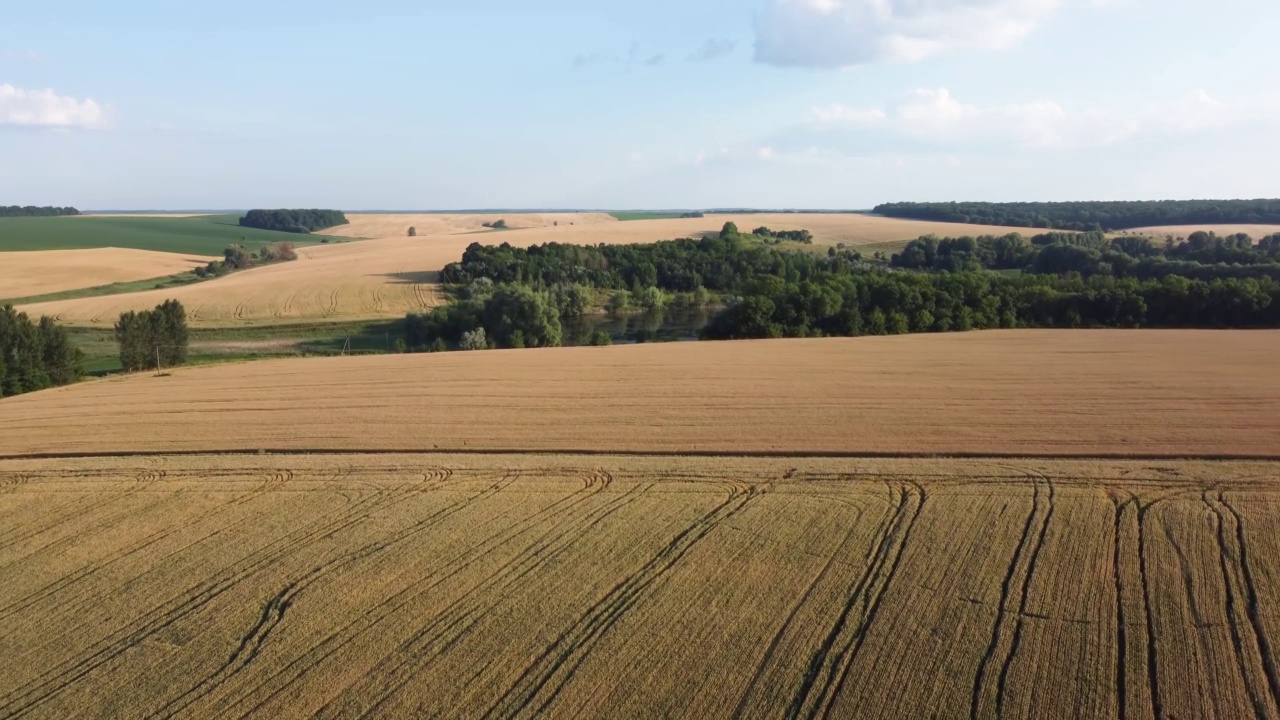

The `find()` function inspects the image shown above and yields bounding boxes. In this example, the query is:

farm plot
[16,213,1051,326]
[0,453,1277,719]
[0,248,216,302]
[1,331,1277,458]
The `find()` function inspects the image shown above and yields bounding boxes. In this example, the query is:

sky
[1,0,1278,210]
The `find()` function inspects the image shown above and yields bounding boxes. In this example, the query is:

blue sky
[2,0,1278,209]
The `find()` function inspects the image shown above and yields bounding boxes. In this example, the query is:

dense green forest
[892,230,1280,281]
[0,206,80,217]
[411,227,1280,349]
[0,306,81,397]
[239,209,348,234]
[873,200,1280,231]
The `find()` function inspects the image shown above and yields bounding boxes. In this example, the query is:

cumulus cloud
[755,0,1069,67]
[0,84,105,129]
[807,88,1261,151]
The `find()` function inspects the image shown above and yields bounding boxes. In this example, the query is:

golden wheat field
[0,248,216,300]
[16,213,1048,326]
[1128,224,1280,239]
[0,452,1278,719]
[1,331,1277,458]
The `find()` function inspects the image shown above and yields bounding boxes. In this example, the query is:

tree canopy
[873,199,1280,231]
[115,300,189,372]
[0,206,79,217]
[0,305,81,397]
[238,209,348,234]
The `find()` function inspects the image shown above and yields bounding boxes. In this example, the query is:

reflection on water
[563,307,713,346]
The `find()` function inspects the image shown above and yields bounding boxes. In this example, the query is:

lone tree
[115,299,189,372]
[408,226,417,237]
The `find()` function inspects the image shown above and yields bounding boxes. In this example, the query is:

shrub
[460,327,488,350]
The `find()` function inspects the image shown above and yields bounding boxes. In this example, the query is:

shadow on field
[380,271,440,285]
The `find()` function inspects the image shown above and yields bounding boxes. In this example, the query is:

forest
[238,209,349,233]
[891,230,1280,281]
[0,206,80,217]
[0,305,81,397]
[412,227,1280,349]
[873,199,1280,231]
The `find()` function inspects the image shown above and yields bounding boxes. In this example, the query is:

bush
[605,291,631,315]
[408,226,417,237]
[460,327,488,350]
[588,330,612,346]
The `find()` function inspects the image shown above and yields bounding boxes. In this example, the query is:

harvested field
[1126,224,1280,239]
[317,212,618,239]
[0,452,1278,719]
[0,248,216,301]
[18,214,1052,326]
[1,331,1277,458]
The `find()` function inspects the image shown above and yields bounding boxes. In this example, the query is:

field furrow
[1,455,1278,719]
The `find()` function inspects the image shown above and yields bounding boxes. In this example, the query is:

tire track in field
[969,470,1053,720]
[1131,486,1198,720]
[0,489,264,622]
[992,471,1056,716]
[311,480,653,720]
[481,483,764,720]
[0,468,176,560]
[1111,493,1135,720]
[1205,490,1280,720]
[221,472,624,719]
[229,471,619,712]
[785,481,925,720]
[0,470,452,719]
[730,495,872,720]
[145,469,510,720]
[1222,494,1280,716]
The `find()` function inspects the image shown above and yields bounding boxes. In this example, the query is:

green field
[69,320,405,375]
[0,214,339,254]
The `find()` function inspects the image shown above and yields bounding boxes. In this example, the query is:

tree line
[414,228,1280,349]
[239,209,348,234]
[891,230,1280,281]
[0,305,81,397]
[0,206,80,217]
[194,242,298,278]
[873,199,1280,231]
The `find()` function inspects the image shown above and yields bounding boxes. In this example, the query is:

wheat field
[0,248,216,301]
[0,453,1277,719]
[1,331,1277,458]
[1128,224,1280,239]
[15,213,1048,326]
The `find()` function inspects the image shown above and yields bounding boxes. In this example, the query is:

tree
[115,300,189,371]
[460,327,488,350]
[408,226,417,237]
[481,286,561,348]
[720,222,739,239]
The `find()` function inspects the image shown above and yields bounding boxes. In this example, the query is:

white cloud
[755,0,1072,67]
[813,104,886,123]
[758,146,776,159]
[0,84,106,129]
[807,88,1261,150]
